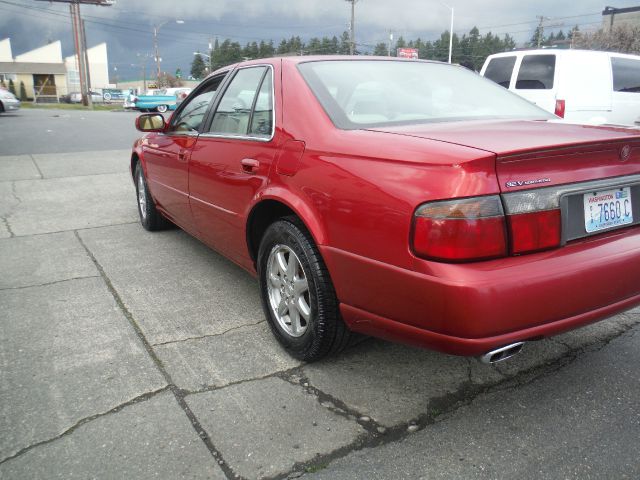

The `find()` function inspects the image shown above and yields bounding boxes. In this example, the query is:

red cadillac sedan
[132,57,640,363]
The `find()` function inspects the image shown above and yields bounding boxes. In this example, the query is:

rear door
[610,55,640,126]
[189,63,281,260]
[513,54,557,113]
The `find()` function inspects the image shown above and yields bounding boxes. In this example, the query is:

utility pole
[35,0,113,107]
[345,0,358,55]
[536,16,547,48]
[388,31,393,57]
[153,19,184,84]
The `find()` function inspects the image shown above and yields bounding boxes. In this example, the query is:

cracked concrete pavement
[1,108,639,479]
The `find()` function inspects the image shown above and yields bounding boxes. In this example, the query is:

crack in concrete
[151,320,267,347]
[28,154,44,179]
[273,321,640,480]
[0,215,14,237]
[0,181,22,238]
[0,275,101,291]
[182,366,302,396]
[0,386,171,466]
[73,230,241,480]
[9,221,138,239]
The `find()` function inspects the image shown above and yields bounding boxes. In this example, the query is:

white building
[64,42,111,92]
[0,37,112,100]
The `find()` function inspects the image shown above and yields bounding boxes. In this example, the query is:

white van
[480,49,640,127]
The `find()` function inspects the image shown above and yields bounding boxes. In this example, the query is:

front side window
[515,55,556,90]
[170,75,225,133]
[484,56,516,88]
[209,66,269,136]
[612,57,640,93]
[298,60,552,129]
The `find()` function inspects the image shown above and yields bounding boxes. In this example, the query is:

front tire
[156,104,168,113]
[258,218,351,361]
[134,163,170,231]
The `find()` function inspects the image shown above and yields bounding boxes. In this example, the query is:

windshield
[298,60,553,129]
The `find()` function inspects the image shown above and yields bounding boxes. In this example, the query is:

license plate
[584,187,633,233]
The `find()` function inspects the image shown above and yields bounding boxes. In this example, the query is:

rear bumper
[320,227,640,356]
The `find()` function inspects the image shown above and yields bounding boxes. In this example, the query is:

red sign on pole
[397,48,419,59]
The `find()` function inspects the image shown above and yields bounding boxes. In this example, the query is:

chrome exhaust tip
[479,342,525,364]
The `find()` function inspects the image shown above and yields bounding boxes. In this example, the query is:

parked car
[131,57,640,363]
[69,91,104,103]
[127,88,192,113]
[481,49,640,127]
[0,88,20,113]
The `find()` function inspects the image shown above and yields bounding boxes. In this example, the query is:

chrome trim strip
[502,174,640,214]
[189,194,238,216]
[202,63,276,143]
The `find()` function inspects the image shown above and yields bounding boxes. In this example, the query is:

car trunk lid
[368,119,640,252]
[366,119,640,189]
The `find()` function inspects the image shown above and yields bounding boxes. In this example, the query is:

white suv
[481,49,640,127]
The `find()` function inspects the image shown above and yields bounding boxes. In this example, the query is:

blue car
[126,88,192,113]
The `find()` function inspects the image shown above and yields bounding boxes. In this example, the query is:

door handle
[178,149,188,163]
[241,158,260,173]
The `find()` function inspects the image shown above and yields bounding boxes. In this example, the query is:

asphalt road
[0,107,639,480]
[0,107,141,154]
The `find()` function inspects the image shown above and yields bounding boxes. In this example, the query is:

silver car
[0,88,20,113]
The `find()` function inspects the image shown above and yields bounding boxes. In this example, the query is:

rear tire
[156,104,168,113]
[134,163,171,231]
[258,217,351,361]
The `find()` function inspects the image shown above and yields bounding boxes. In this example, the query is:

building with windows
[0,37,111,101]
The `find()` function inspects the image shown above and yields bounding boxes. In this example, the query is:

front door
[142,75,225,231]
[189,64,280,261]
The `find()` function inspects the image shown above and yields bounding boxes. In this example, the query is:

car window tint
[298,60,552,129]
[612,57,640,93]
[484,56,516,88]
[170,77,224,133]
[248,71,273,137]
[209,67,266,136]
[516,55,556,90]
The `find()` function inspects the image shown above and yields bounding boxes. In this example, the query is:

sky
[0,0,635,81]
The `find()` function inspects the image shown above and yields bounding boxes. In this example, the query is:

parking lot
[1,108,639,479]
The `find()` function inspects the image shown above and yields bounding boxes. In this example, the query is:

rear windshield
[298,60,552,130]
[612,57,640,93]
[484,56,516,88]
[515,55,556,90]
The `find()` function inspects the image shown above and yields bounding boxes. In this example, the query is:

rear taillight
[413,196,507,262]
[554,99,565,118]
[508,209,561,254]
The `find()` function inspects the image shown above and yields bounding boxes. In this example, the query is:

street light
[438,1,454,64]
[154,19,184,81]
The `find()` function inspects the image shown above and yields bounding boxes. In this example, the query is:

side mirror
[136,113,166,132]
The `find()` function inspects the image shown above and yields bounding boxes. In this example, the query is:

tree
[190,53,206,80]
[157,73,183,88]
[19,81,27,101]
[8,79,16,96]
[572,25,640,54]
[0,78,6,89]
[373,42,388,56]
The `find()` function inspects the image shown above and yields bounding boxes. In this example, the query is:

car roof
[485,49,640,61]
[206,55,454,79]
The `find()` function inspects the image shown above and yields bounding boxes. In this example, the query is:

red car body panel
[133,56,640,356]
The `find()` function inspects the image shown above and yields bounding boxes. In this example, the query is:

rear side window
[209,66,267,136]
[516,55,556,90]
[612,57,640,93]
[484,56,516,88]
